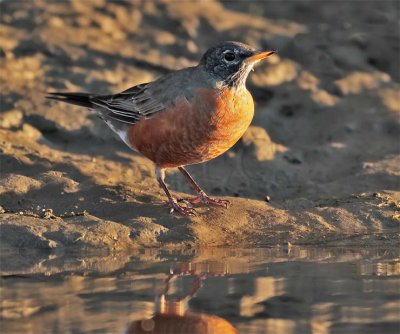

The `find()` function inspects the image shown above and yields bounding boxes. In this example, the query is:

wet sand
[0,0,399,251]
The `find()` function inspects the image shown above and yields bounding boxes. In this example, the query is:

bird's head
[199,41,275,88]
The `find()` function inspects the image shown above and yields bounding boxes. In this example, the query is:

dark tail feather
[46,92,94,108]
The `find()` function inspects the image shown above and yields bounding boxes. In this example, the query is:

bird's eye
[224,52,235,62]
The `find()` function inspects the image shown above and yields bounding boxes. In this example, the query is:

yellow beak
[245,50,276,64]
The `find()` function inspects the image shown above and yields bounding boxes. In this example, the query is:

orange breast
[127,312,237,334]
[127,87,254,168]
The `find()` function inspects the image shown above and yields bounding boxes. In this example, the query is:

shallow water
[1,246,399,334]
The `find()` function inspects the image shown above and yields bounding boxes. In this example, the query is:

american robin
[47,41,275,215]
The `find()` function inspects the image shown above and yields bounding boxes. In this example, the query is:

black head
[199,41,275,87]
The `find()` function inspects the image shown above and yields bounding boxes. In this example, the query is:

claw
[177,198,195,208]
[177,167,231,210]
[201,196,230,208]
[168,199,197,216]
[179,194,231,208]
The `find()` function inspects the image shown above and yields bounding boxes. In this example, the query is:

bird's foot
[179,192,230,208]
[166,198,197,216]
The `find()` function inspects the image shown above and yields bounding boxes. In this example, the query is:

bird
[47,41,275,215]
[127,257,237,334]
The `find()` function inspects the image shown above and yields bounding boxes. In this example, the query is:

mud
[0,0,399,251]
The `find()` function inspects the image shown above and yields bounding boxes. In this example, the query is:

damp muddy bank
[0,0,399,251]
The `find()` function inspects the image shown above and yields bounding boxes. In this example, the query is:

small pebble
[41,208,55,219]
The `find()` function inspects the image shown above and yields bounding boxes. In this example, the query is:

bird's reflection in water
[126,260,238,334]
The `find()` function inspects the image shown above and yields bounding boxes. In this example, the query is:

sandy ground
[0,0,399,252]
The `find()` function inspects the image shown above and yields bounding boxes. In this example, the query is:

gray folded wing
[92,83,167,125]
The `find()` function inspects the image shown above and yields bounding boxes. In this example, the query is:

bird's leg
[178,167,230,208]
[156,167,196,216]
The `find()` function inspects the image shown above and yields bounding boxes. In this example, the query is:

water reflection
[127,259,237,333]
[1,247,399,334]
